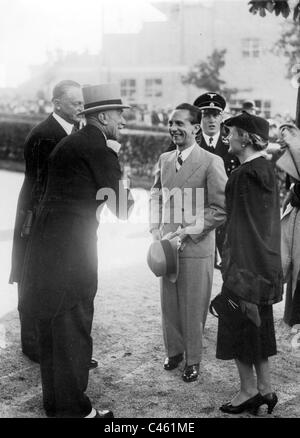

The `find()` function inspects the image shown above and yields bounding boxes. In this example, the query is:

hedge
[0,119,35,162]
[0,116,288,199]
[0,117,170,188]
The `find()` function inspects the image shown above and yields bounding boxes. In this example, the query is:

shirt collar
[107,139,122,154]
[243,151,265,164]
[177,143,196,161]
[202,131,220,148]
[52,112,74,135]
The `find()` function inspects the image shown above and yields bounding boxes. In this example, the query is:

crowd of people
[0,97,53,116]
[8,78,300,418]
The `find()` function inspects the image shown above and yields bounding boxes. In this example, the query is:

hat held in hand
[147,236,179,283]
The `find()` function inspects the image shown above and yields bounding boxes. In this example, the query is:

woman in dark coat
[215,112,283,415]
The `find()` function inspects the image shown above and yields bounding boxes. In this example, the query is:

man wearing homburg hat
[194,92,240,269]
[19,83,134,418]
[149,103,227,382]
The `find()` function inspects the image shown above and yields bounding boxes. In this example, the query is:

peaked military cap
[193,92,226,112]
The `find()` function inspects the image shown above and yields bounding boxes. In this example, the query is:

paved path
[0,170,299,418]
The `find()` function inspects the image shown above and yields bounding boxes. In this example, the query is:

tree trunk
[296,87,300,128]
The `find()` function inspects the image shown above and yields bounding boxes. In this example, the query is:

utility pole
[179,0,185,65]
[100,0,110,82]
[296,86,300,128]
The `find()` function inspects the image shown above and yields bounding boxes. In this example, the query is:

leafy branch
[248,1,300,21]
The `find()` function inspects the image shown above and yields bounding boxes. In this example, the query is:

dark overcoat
[9,114,67,283]
[19,124,132,319]
[223,156,283,305]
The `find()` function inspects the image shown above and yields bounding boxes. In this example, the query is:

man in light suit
[150,103,227,382]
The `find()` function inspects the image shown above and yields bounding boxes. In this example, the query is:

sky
[0,0,260,88]
[0,0,167,87]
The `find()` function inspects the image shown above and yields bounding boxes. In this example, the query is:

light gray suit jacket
[150,145,227,258]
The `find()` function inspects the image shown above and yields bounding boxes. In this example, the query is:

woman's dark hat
[224,112,269,141]
[193,92,226,112]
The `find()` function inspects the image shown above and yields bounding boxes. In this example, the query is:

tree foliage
[275,20,300,78]
[248,1,300,21]
[182,49,237,100]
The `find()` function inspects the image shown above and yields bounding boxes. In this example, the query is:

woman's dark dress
[216,156,283,363]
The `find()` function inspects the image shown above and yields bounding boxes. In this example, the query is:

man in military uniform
[193,92,239,269]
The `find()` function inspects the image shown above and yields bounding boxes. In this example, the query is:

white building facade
[99,0,297,117]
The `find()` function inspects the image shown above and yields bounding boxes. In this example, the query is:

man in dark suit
[9,80,84,363]
[19,83,134,418]
[193,92,240,269]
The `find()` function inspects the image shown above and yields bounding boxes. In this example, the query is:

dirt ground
[0,179,299,419]
[0,233,300,418]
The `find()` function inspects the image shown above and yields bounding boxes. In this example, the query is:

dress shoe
[94,409,114,418]
[260,392,278,414]
[45,409,56,418]
[163,353,184,370]
[89,358,98,369]
[220,392,264,415]
[182,364,199,382]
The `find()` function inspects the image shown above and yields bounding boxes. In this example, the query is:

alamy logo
[95,181,205,233]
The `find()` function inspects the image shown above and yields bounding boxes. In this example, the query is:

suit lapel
[162,151,177,189]
[174,146,203,188]
[48,114,69,141]
[163,146,204,203]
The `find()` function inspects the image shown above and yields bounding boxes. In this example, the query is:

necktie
[209,137,214,147]
[176,152,183,172]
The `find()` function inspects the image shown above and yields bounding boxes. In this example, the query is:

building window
[120,79,136,101]
[145,78,163,98]
[255,99,272,118]
[229,98,272,118]
[242,38,261,58]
